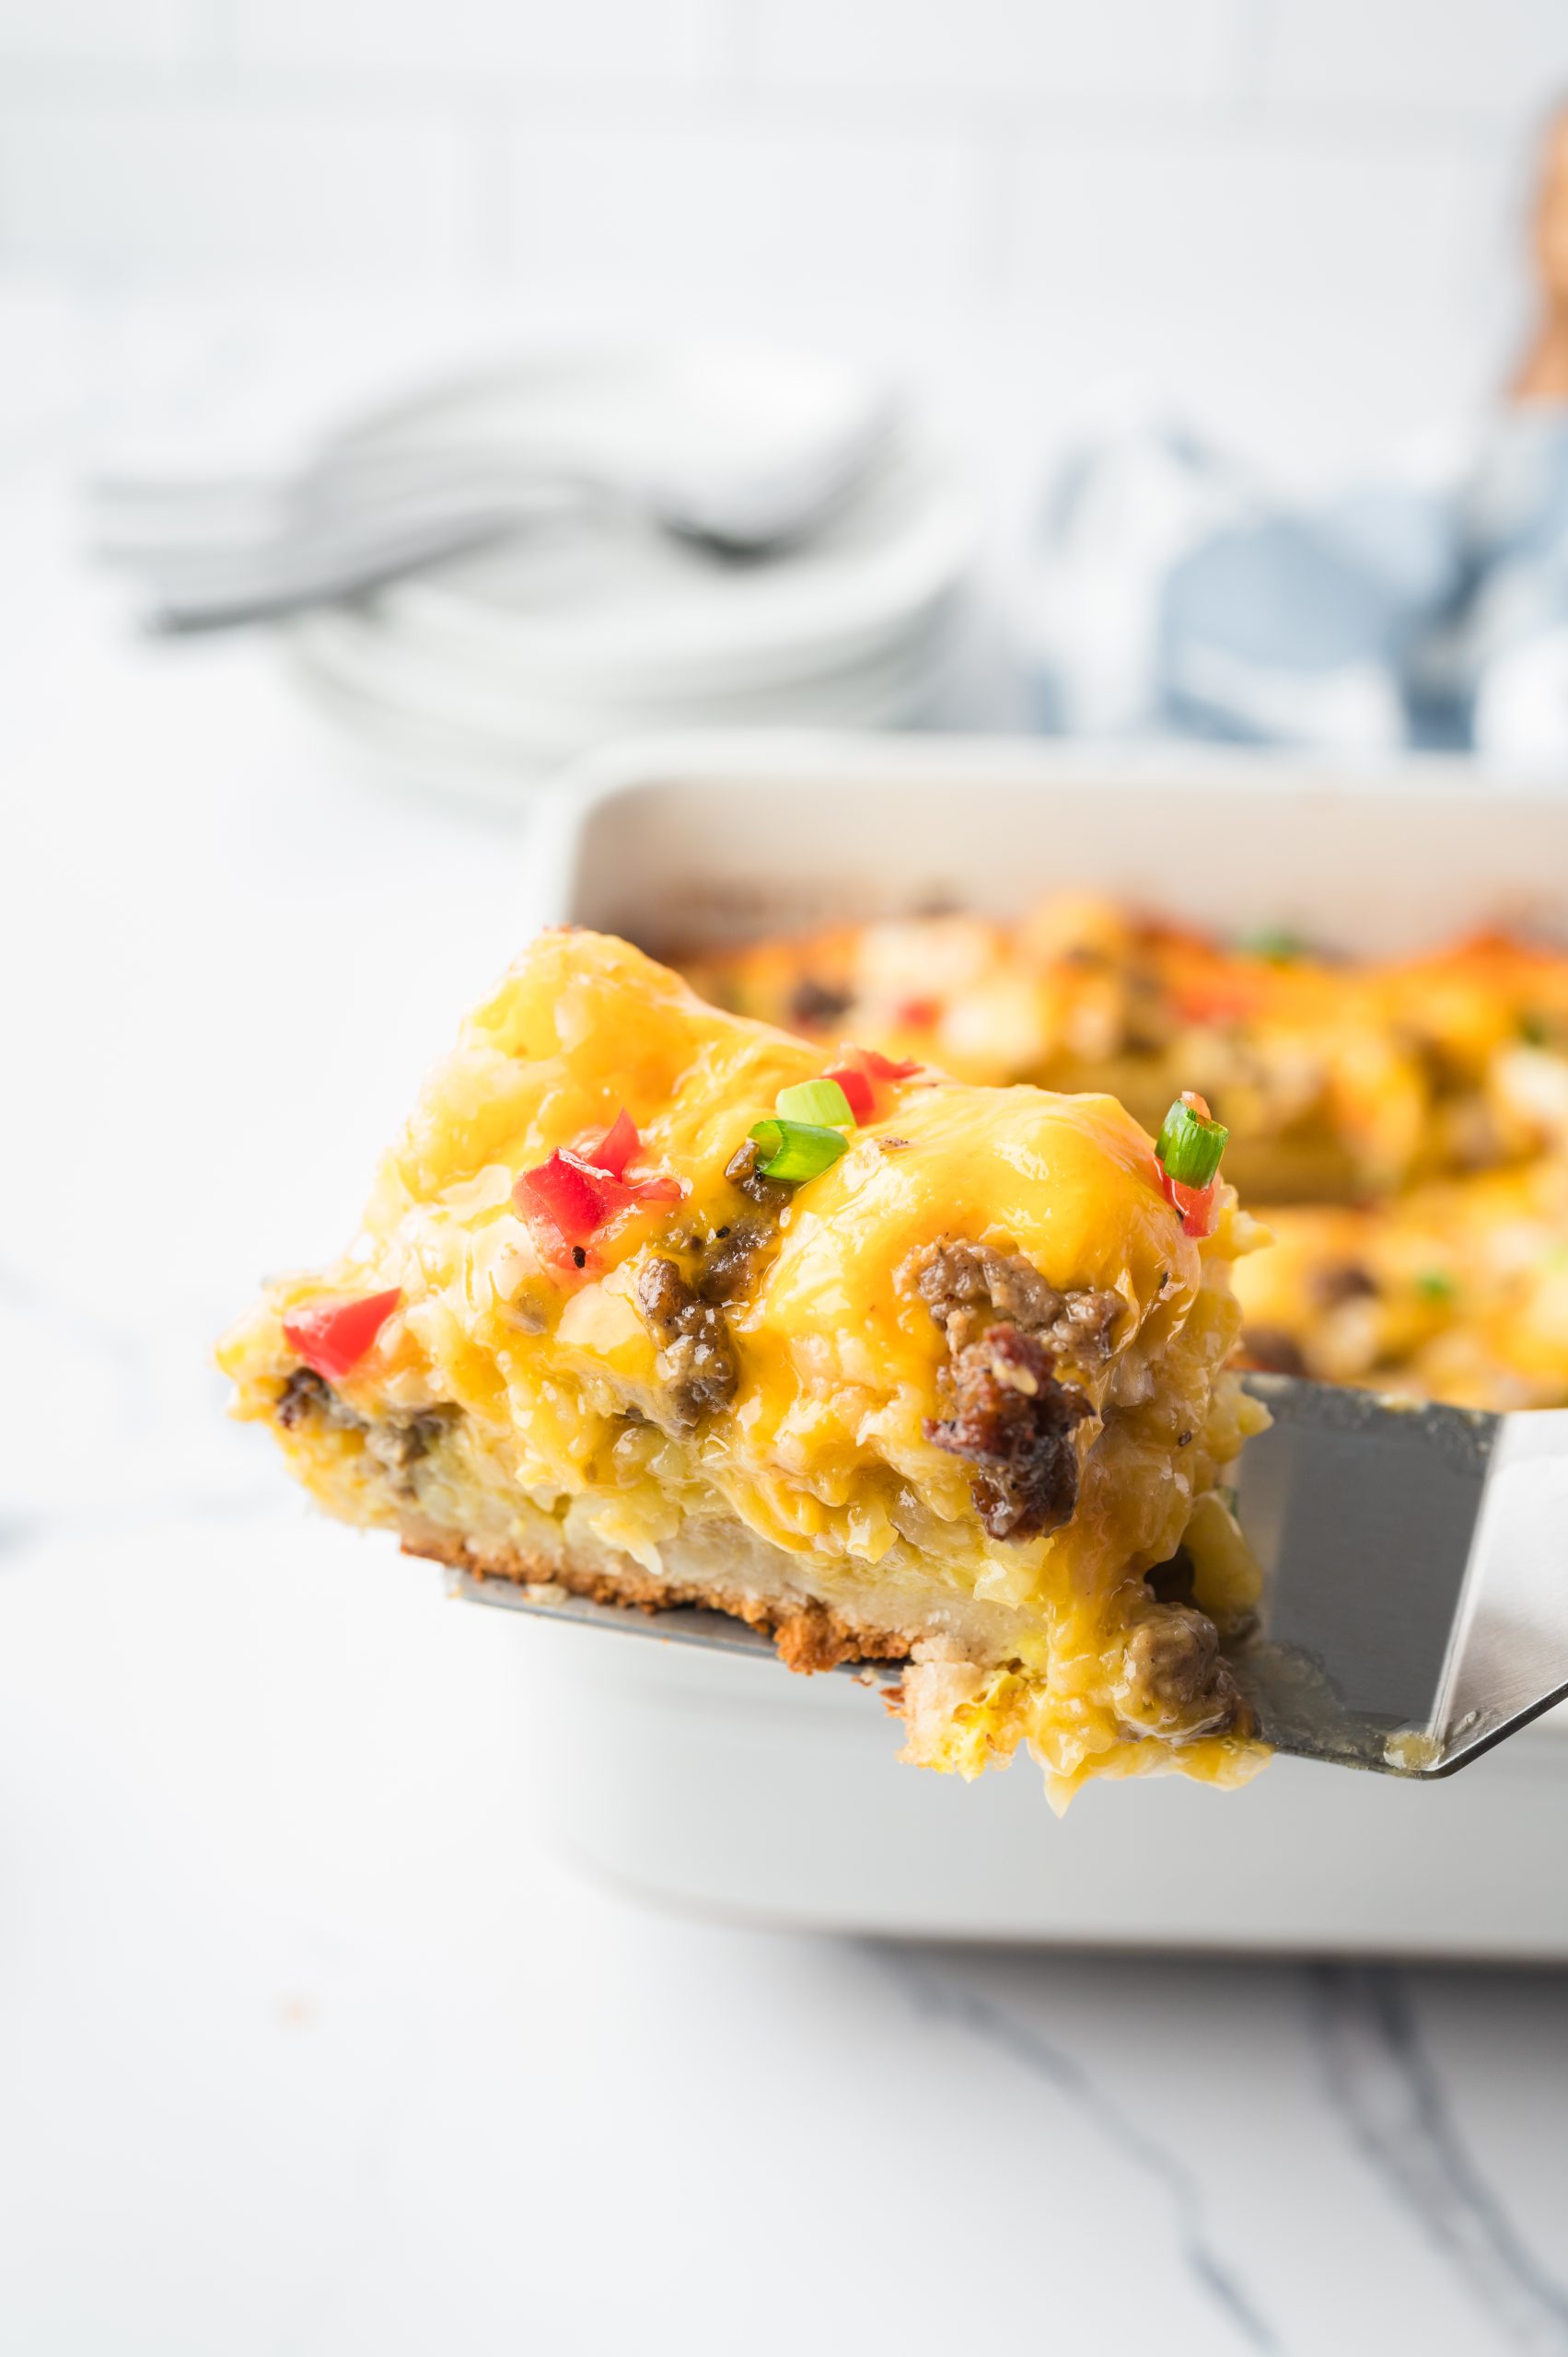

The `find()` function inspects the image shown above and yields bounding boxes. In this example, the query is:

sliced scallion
[775,1075,855,1129]
[1156,1094,1229,1189]
[749,1118,850,1184]
[1238,924,1307,965]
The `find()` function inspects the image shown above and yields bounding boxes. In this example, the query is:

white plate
[308,344,974,693]
[291,592,963,782]
[509,730,1568,1957]
[370,441,972,695]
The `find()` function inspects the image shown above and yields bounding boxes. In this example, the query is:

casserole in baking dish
[683,904,1568,1414]
[513,735,1568,1951]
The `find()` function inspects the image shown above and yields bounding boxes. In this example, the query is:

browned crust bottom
[399,1528,916,1675]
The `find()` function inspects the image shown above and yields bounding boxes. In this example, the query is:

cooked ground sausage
[923,1321,1090,1539]
[1241,1324,1308,1376]
[364,1415,446,1476]
[913,1237,1122,1368]
[276,1366,332,1429]
[723,1137,794,1213]
[275,1367,446,1486]
[633,1143,799,1422]
[917,1238,1063,1345]
[788,976,854,1031]
[696,1214,775,1304]
[1116,1604,1242,1737]
[1045,1284,1125,1366]
[1310,1260,1378,1309]
[634,1256,740,1429]
[276,1365,373,1435]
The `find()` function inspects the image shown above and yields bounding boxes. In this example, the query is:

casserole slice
[219,929,1270,1805]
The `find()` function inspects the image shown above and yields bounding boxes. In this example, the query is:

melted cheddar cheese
[1233,1154,1568,1410]
[221,929,1271,1806]
[683,903,1568,1202]
[682,900,1568,1412]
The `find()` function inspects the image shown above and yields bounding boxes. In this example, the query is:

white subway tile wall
[0,0,201,64]
[751,0,1249,106]
[228,0,728,86]
[1262,0,1568,117]
[510,119,988,296]
[1010,133,1513,327]
[0,99,477,276]
[0,0,1560,430]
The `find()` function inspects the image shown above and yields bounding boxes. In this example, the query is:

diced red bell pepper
[820,1042,924,1120]
[624,1170,682,1204]
[514,1150,632,1246]
[837,1039,922,1086]
[1169,979,1260,1028]
[283,1288,402,1383]
[893,997,940,1029]
[587,1108,639,1178]
[824,1062,876,1121]
[856,1043,923,1081]
[583,1109,682,1201]
[514,1138,684,1272]
[1159,1167,1219,1240]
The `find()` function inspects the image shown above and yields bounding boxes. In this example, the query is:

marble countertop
[3,294,1567,2357]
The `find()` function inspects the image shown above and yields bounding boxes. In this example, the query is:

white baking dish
[514,732,1568,1957]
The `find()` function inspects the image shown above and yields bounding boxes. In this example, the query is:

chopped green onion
[1518,1010,1551,1047]
[1416,1270,1457,1303]
[1155,1096,1229,1189]
[748,1118,850,1184]
[1238,924,1307,964]
[775,1076,855,1129]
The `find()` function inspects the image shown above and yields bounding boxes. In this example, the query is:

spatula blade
[1228,1375,1499,1772]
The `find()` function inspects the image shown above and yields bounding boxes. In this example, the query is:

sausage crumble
[914,1237,1123,1370]
[1310,1261,1377,1309]
[788,976,854,1032]
[923,1321,1090,1539]
[723,1136,794,1213]
[1240,1324,1307,1376]
[1114,1603,1245,1739]
[274,1367,447,1487]
[632,1144,799,1430]
[633,1257,740,1430]
[696,1213,776,1305]
[277,1365,336,1430]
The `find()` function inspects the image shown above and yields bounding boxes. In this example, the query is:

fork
[87,400,900,633]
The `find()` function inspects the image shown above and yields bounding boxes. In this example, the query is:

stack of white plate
[287,344,976,805]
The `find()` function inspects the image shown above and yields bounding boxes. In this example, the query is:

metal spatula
[1225,1375,1568,1775]
[459,1375,1568,1778]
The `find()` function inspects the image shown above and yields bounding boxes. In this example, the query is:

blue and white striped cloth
[1017,412,1568,763]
